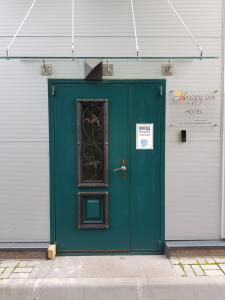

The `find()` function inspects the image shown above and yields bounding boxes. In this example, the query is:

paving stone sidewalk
[1,256,225,300]
[0,260,42,279]
[171,256,225,277]
[1,256,225,280]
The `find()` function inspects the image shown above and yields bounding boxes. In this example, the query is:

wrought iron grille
[77,100,108,187]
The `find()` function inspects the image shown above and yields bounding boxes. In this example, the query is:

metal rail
[0,56,218,61]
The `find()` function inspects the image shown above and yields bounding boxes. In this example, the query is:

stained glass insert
[77,100,108,187]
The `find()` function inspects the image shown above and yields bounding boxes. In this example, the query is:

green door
[49,80,165,254]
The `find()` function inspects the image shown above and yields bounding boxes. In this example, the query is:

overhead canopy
[2,0,219,61]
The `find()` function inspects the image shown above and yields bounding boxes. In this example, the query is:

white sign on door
[136,123,154,150]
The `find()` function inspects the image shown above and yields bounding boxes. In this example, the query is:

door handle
[113,166,126,172]
[113,160,127,177]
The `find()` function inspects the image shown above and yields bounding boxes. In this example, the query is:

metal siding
[0,142,49,242]
[0,0,223,241]
[0,0,222,37]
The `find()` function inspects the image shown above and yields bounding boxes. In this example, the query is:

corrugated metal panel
[0,142,49,242]
[0,60,83,140]
[166,138,221,240]
[0,0,222,242]
[0,0,222,37]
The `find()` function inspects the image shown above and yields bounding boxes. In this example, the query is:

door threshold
[56,250,163,256]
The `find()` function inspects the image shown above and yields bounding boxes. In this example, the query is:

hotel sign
[171,91,218,126]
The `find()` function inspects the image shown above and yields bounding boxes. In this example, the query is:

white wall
[0,0,223,242]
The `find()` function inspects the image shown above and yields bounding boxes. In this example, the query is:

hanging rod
[6,0,39,56]
[130,0,139,57]
[166,0,203,58]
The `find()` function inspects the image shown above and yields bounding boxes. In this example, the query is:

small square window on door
[77,192,109,229]
[77,99,108,187]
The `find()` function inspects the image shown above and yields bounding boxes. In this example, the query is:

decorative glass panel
[77,192,109,229]
[77,100,108,187]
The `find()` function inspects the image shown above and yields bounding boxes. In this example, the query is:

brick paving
[1,257,225,279]
[0,260,42,279]
[171,256,225,277]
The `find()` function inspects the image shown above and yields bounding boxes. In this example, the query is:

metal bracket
[41,60,52,76]
[103,63,113,76]
[51,86,55,96]
[162,60,174,76]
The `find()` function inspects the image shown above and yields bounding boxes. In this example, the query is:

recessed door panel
[54,84,130,252]
[131,85,164,251]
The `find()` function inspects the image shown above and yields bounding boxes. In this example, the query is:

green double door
[49,80,165,254]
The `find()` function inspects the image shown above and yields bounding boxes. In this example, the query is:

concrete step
[1,276,225,300]
[0,243,49,259]
[165,240,225,257]
[0,256,225,299]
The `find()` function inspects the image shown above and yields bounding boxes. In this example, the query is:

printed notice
[136,123,153,150]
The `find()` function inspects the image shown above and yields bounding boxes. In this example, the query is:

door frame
[48,79,166,253]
